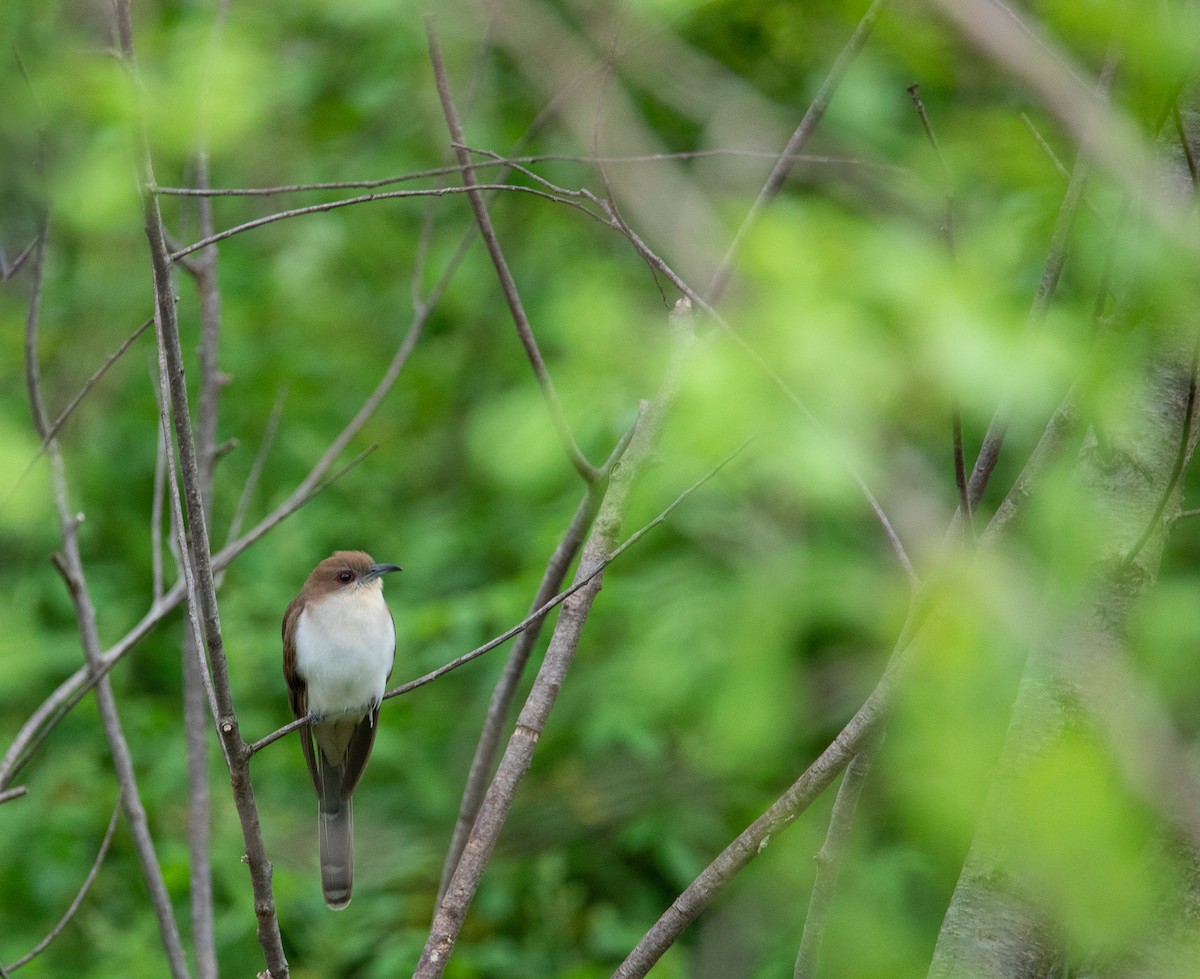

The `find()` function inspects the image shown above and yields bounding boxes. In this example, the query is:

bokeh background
[2,0,1200,976]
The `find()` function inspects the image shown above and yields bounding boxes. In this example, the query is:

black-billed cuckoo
[282,550,401,909]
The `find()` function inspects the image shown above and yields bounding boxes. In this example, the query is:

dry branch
[416,299,697,978]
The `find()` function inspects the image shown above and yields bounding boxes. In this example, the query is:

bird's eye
[336,570,354,584]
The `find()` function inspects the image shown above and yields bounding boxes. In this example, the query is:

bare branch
[1,316,154,517]
[168,183,600,262]
[415,301,697,976]
[3,797,122,973]
[152,150,898,200]
[966,51,1118,511]
[150,408,168,601]
[0,236,38,281]
[427,19,600,484]
[1019,113,1109,227]
[182,75,224,968]
[613,624,917,979]
[906,82,956,251]
[435,486,600,902]
[26,208,190,978]
[794,732,883,979]
[111,0,287,970]
[0,786,28,806]
[705,0,890,305]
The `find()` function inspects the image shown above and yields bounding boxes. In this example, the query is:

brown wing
[282,595,321,798]
[337,707,381,801]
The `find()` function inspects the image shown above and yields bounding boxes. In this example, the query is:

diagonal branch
[415,299,697,978]
[2,795,122,973]
[601,211,918,584]
[435,486,601,902]
[705,0,890,305]
[613,621,918,979]
[427,18,600,484]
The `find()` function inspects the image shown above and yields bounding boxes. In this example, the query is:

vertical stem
[112,2,288,974]
[793,733,882,979]
[25,219,191,979]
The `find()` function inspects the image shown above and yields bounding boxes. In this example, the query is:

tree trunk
[928,347,1198,978]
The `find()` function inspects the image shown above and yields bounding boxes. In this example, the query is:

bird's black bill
[362,563,402,583]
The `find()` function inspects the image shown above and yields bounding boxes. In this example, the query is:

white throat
[294,583,395,718]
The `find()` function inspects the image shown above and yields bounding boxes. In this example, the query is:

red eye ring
[336,570,354,583]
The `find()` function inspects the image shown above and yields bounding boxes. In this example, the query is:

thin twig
[181,29,228,963]
[906,83,972,539]
[154,161,514,195]
[435,486,600,902]
[223,386,286,551]
[613,618,920,979]
[168,183,601,262]
[152,150,899,198]
[0,786,28,805]
[705,0,890,305]
[3,797,122,972]
[1019,113,1108,227]
[0,237,38,281]
[1021,111,1073,179]
[150,403,167,601]
[1,317,154,516]
[427,20,600,484]
[906,82,956,252]
[43,317,154,451]
[967,52,1120,511]
[794,732,883,978]
[453,146,607,216]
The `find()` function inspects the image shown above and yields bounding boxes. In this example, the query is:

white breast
[294,585,395,717]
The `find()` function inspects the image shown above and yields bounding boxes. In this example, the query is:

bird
[282,550,402,909]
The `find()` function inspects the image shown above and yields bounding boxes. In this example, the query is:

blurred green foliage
[2,0,1199,977]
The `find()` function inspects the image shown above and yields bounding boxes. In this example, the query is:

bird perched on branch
[282,550,401,909]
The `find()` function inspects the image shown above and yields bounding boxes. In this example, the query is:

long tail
[319,797,354,910]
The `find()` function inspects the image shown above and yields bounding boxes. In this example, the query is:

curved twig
[3,797,122,973]
[168,183,602,262]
